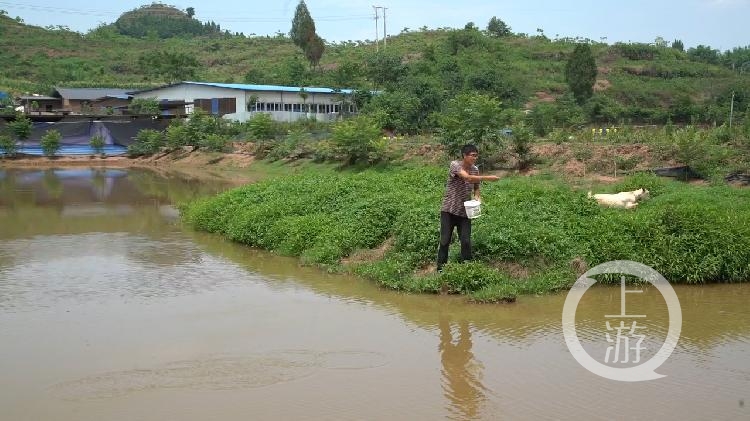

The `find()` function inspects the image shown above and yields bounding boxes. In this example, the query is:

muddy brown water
[1,167,749,420]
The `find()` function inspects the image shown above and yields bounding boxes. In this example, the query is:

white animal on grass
[587,188,650,209]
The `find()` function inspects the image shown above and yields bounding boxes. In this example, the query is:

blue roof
[0,91,8,99]
[133,81,355,95]
[184,81,354,94]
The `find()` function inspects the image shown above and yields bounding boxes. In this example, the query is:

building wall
[92,98,131,115]
[133,84,353,120]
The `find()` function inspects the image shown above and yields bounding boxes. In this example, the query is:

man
[437,144,500,272]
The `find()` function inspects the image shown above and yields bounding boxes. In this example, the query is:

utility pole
[729,91,735,129]
[382,7,388,49]
[372,6,379,52]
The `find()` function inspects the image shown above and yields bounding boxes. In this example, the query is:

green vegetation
[565,43,597,104]
[436,92,509,165]
[289,0,324,68]
[0,133,18,157]
[330,115,387,164]
[127,129,164,156]
[112,3,222,39]
[128,109,240,156]
[1,11,748,130]
[7,114,32,141]
[89,134,105,155]
[182,164,750,303]
[40,130,61,157]
[128,97,160,115]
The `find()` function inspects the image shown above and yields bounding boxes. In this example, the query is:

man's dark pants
[437,211,472,272]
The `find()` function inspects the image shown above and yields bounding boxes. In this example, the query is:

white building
[131,81,357,122]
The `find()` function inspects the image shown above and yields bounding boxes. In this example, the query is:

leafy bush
[267,129,311,161]
[436,92,505,166]
[7,114,32,140]
[164,121,190,149]
[247,112,276,140]
[127,129,165,156]
[40,130,61,157]
[364,90,423,134]
[331,115,387,164]
[0,134,18,157]
[510,123,536,170]
[128,97,160,115]
[199,134,229,152]
[89,134,105,155]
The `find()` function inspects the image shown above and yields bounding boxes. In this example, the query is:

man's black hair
[461,144,478,156]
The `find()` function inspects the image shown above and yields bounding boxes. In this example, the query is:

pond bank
[181,163,750,303]
[5,145,749,303]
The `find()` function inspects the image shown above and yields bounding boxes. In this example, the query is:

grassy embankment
[181,161,750,303]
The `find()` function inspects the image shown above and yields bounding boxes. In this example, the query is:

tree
[436,92,505,162]
[289,1,315,51]
[186,7,195,18]
[486,16,511,37]
[304,34,325,68]
[129,98,160,115]
[290,1,324,68]
[672,39,684,52]
[331,115,386,165]
[565,43,597,104]
[365,51,404,88]
[363,91,422,134]
[331,61,362,87]
[688,45,720,64]
[298,88,309,112]
[41,130,62,157]
[7,114,32,141]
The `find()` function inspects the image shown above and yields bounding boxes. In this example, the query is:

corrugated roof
[101,94,132,100]
[19,96,59,101]
[131,81,355,95]
[54,87,133,100]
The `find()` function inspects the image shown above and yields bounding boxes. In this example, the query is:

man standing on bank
[437,144,500,272]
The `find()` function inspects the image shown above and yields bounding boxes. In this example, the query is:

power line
[0,2,371,23]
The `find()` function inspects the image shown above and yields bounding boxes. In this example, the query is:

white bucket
[464,200,482,219]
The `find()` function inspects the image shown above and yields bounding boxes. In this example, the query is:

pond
[0,167,748,420]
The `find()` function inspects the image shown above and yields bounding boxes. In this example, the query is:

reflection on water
[0,167,230,239]
[0,168,749,420]
[439,316,487,420]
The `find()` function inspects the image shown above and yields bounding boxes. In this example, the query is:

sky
[2,0,750,51]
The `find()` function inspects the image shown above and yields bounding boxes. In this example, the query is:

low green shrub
[127,129,165,156]
[183,166,750,301]
[0,134,18,157]
[40,130,62,157]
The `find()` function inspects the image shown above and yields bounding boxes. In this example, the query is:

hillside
[110,3,222,39]
[0,11,748,127]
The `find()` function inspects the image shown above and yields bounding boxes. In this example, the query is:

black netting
[102,119,170,147]
[19,118,170,147]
